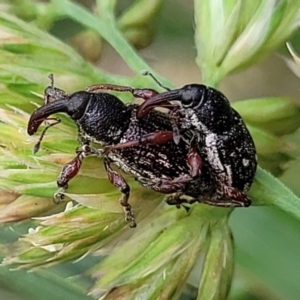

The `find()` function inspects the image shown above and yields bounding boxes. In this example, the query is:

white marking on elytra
[242,159,249,167]
[184,110,233,186]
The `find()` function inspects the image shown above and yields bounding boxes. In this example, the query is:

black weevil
[28,75,218,227]
[135,73,257,207]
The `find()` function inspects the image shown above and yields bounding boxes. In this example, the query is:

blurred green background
[1,0,300,299]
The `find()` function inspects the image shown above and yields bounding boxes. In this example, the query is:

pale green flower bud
[70,30,103,63]
[0,195,56,223]
[195,0,300,85]
[197,220,233,300]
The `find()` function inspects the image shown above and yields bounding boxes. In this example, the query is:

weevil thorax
[176,84,234,135]
[71,92,131,145]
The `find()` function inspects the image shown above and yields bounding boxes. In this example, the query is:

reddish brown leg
[86,84,176,114]
[54,145,97,203]
[86,84,159,100]
[104,158,136,228]
[187,143,202,178]
[148,175,192,193]
[102,131,175,154]
[209,184,251,207]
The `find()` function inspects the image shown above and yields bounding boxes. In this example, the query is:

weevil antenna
[48,73,54,89]
[33,117,61,154]
[141,70,171,91]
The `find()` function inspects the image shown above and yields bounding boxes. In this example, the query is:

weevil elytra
[28,75,217,227]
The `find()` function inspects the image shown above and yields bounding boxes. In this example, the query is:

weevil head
[176,84,233,132]
[28,90,131,145]
[137,84,233,133]
[27,91,92,135]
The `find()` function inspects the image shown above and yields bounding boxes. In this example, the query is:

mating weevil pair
[27,74,257,227]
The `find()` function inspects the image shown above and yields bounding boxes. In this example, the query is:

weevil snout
[27,100,67,135]
[136,89,182,119]
[27,92,91,135]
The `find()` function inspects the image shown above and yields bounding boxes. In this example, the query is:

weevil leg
[170,116,181,144]
[193,184,251,207]
[86,84,177,122]
[165,192,185,208]
[102,131,175,154]
[187,142,202,178]
[104,158,136,227]
[86,84,160,101]
[75,144,104,157]
[32,117,61,154]
[77,128,93,147]
[208,185,251,207]
[199,196,251,207]
[142,175,192,194]
[166,186,251,209]
[165,193,197,211]
[54,145,96,203]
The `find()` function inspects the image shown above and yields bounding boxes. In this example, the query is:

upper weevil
[27,75,219,227]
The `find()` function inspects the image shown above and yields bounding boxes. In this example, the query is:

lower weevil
[28,75,215,227]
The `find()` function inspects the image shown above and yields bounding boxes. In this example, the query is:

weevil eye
[181,93,193,106]
[180,84,206,108]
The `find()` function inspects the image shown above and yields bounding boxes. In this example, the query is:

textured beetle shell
[75,94,214,195]
[177,85,257,194]
[76,93,131,145]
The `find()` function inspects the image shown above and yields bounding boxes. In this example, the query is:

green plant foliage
[0,1,300,300]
